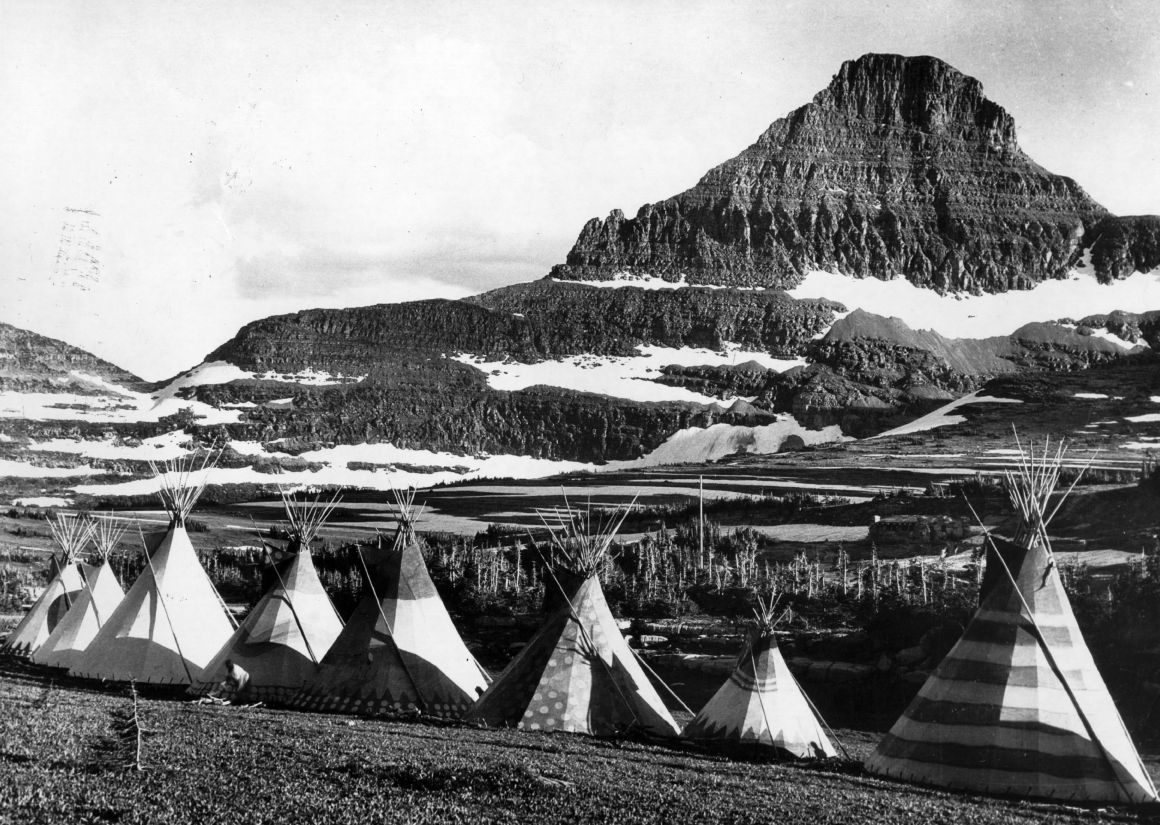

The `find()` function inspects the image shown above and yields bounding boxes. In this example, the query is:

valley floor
[1,660,1157,825]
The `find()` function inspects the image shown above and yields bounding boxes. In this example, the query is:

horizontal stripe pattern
[902,697,1087,731]
[875,734,1118,781]
[866,754,1149,804]
[889,716,1102,758]
[933,657,1089,690]
[867,537,1157,803]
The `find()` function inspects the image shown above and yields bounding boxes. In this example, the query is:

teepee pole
[629,646,694,716]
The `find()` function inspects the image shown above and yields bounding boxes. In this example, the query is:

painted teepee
[190,489,345,701]
[468,500,681,738]
[683,596,837,758]
[32,515,127,670]
[290,489,489,718]
[866,438,1158,803]
[70,455,235,685]
[2,514,91,657]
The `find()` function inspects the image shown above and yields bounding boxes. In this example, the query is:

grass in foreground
[0,662,1156,824]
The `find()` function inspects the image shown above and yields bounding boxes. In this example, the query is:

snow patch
[1074,393,1109,400]
[871,392,1024,439]
[789,268,1160,339]
[12,496,72,508]
[1124,412,1160,423]
[0,459,102,478]
[604,416,846,469]
[453,343,805,405]
[549,273,763,291]
[30,430,192,461]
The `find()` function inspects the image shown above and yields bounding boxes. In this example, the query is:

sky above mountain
[2,0,1158,380]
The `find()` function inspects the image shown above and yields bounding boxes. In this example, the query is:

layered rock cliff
[0,322,143,393]
[551,53,1114,292]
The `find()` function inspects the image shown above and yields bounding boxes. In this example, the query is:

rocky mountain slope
[551,53,1157,291]
[0,322,142,393]
[3,53,1160,504]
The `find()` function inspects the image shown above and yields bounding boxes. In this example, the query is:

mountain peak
[550,54,1116,293]
[811,53,1016,149]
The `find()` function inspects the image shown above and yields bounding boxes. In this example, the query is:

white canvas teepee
[468,501,682,738]
[683,598,837,758]
[190,489,345,701]
[3,514,91,658]
[32,515,127,670]
[290,489,489,718]
[70,455,235,685]
[866,438,1159,804]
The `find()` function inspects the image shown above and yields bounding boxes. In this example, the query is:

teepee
[2,514,91,657]
[468,500,681,738]
[32,515,127,670]
[190,489,345,701]
[70,455,235,685]
[866,438,1158,803]
[684,596,837,758]
[290,489,489,718]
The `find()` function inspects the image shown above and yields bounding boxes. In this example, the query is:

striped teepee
[2,514,91,657]
[32,515,127,670]
[190,489,345,702]
[70,454,235,685]
[468,499,682,738]
[866,438,1158,803]
[683,597,837,758]
[290,489,489,718]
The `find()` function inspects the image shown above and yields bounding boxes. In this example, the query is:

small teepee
[32,515,127,670]
[2,514,91,657]
[290,489,489,718]
[866,438,1159,803]
[468,500,682,738]
[190,489,345,701]
[683,596,837,758]
[70,454,235,685]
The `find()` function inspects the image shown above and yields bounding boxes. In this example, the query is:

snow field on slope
[452,344,805,405]
[870,392,1024,439]
[53,414,845,499]
[789,268,1160,340]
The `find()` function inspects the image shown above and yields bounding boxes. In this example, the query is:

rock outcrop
[0,322,143,393]
[551,53,1111,292]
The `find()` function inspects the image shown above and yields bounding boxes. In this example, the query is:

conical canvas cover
[866,535,1158,803]
[468,575,681,738]
[683,629,837,758]
[2,556,84,657]
[290,531,488,718]
[69,525,234,685]
[190,548,343,701]
[31,562,124,670]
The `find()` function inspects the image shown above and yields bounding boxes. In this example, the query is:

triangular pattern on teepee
[866,438,1158,804]
[683,600,837,758]
[69,455,235,685]
[190,490,345,701]
[2,514,91,658]
[468,498,681,738]
[290,489,489,718]
[32,515,128,670]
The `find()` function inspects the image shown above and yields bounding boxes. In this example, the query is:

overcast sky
[3,0,1158,380]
